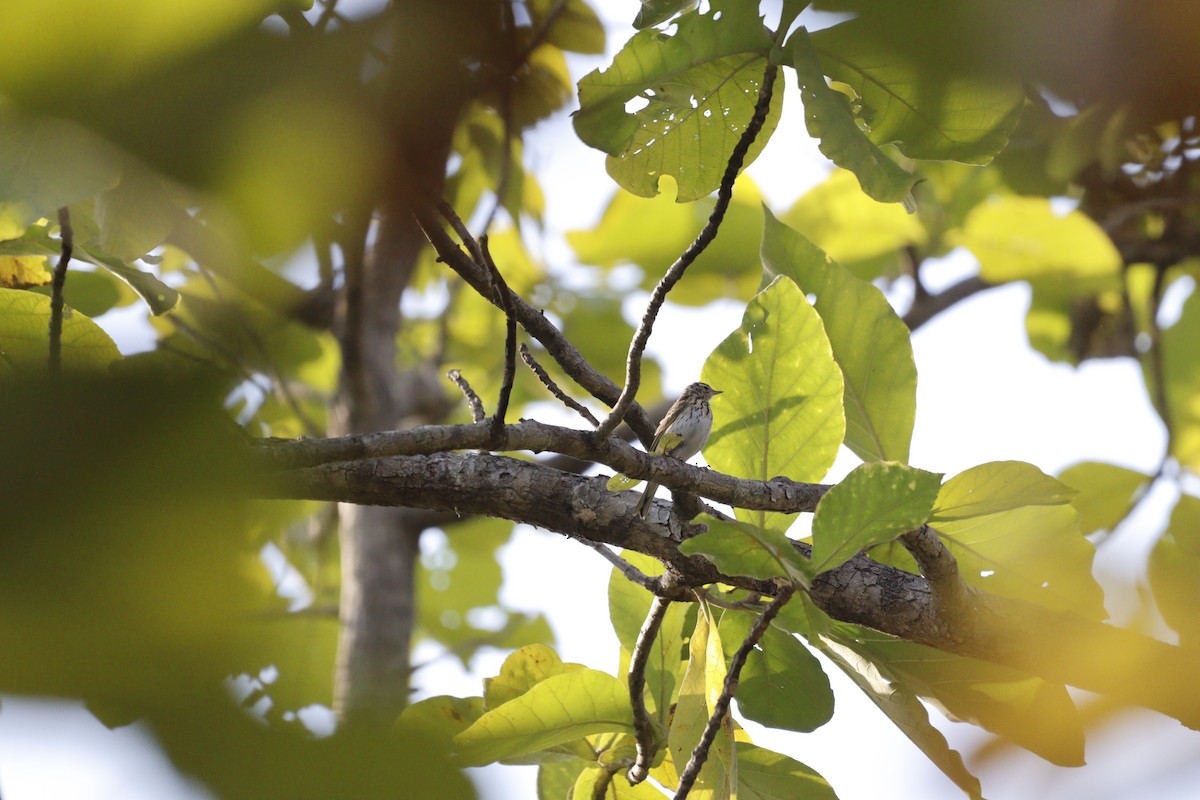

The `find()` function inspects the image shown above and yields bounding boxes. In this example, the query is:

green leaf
[811,17,1024,164]
[1149,493,1200,647]
[0,287,121,374]
[252,611,340,713]
[953,197,1121,289]
[934,464,1104,618]
[454,669,634,767]
[1162,285,1200,468]
[399,695,486,746]
[538,759,588,800]
[667,599,736,797]
[483,643,581,710]
[93,166,179,260]
[572,765,670,798]
[573,1,781,201]
[815,634,983,800]
[0,110,122,219]
[27,269,127,318]
[568,178,766,305]
[633,0,693,29]
[702,275,846,532]
[837,625,1084,766]
[761,208,917,463]
[932,461,1077,523]
[680,515,814,587]
[811,462,942,573]
[781,169,927,281]
[528,0,605,55]
[735,742,837,800]
[718,611,833,733]
[787,27,916,204]
[1058,461,1151,536]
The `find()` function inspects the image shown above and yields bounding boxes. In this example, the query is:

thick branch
[256,419,829,514]
[264,452,1200,729]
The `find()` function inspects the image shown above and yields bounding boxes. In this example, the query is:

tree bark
[270,450,1200,731]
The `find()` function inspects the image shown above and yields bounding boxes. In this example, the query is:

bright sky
[3,2,1199,799]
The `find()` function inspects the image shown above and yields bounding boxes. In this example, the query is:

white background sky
[3,2,1199,799]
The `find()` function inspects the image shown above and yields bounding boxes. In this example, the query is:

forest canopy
[2,1,1200,798]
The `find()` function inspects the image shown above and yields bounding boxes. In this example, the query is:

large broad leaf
[666,599,736,798]
[702,275,845,532]
[573,0,781,201]
[0,288,121,374]
[572,765,671,799]
[932,460,1077,523]
[836,624,1084,767]
[0,111,122,221]
[953,196,1122,289]
[811,16,1025,164]
[781,169,927,281]
[1149,493,1200,647]
[787,27,916,204]
[815,634,983,800]
[735,742,837,800]
[1058,461,1151,536]
[718,611,833,734]
[1162,285,1200,469]
[399,695,486,747]
[934,462,1104,619]
[761,209,917,463]
[568,178,766,304]
[454,669,634,767]
[0,218,179,315]
[811,462,942,573]
[483,643,584,710]
[0,0,279,100]
[681,514,815,587]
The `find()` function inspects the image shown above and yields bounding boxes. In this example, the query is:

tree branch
[627,594,673,785]
[48,207,73,375]
[263,452,1200,729]
[255,419,830,515]
[416,206,657,444]
[595,63,780,441]
[521,343,600,427]
[902,276,992,331]
[481,235,517,439]
[674,586,794,799]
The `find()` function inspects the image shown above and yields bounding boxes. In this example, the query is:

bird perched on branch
[635,381,721,518]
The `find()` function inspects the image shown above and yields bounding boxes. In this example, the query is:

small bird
[635,381,722,518]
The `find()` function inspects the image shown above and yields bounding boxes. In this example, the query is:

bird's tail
[634,482,659,518]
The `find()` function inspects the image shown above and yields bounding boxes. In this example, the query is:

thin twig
[627,595,672,785]
[415,206,657,443]
[595,62,779,441]
[673,585,795,799]
[521,343,600,426]
[438,201,486,265]
[481,236,517,438]
[586,541,662,593]
[48,207,73,375]
[446,369,487,422]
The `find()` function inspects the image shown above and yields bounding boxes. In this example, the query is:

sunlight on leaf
[761,209,917,463]
[574,1,780,201]
[454,669,634,767]
[811,462,942,573]
[702,275,845,532]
